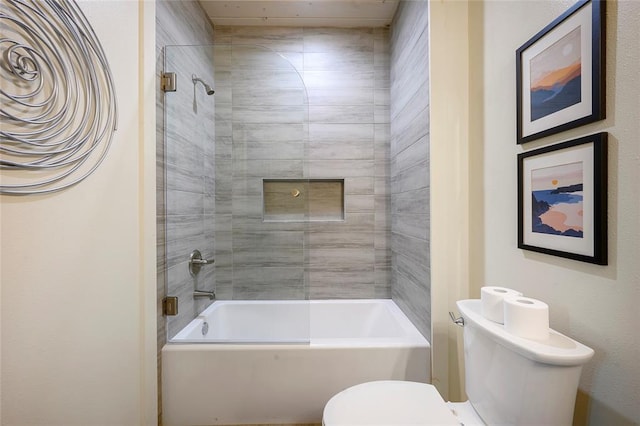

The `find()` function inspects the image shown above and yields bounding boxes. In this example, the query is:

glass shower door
[222,44,309,302]
[162,44,310,343]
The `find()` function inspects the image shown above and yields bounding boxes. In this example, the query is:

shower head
[192,75,215,95]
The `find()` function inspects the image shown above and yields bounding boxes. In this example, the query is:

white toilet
[323,299,594,425]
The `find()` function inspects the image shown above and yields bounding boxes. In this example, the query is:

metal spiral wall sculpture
[0,0,118,195]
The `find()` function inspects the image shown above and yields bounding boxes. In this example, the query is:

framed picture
[518,133,607,264]
[516,0,605,144]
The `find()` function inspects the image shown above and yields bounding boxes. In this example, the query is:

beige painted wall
[0,1,157,424]
[432,0,640,424]
[429,0,472,401]
[480,1,639,423]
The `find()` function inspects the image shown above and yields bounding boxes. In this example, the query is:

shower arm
[192,74,215,95]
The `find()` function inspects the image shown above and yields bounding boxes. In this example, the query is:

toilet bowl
[322,299,594,425]
[322,380,484,425]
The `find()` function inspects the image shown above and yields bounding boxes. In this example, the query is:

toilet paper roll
[503,296,550,340]
[480,286,523,324]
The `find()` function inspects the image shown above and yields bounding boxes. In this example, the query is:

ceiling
[199,0,401,27]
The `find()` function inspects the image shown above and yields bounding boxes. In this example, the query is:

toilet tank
[457,299,594,426]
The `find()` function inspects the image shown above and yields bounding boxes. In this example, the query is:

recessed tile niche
[263,179,345,222]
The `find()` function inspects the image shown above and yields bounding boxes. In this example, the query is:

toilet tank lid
[457,299,594,366]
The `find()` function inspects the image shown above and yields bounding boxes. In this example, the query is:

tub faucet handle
[189,249,214,276]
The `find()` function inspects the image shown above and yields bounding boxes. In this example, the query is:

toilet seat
[322,381,463,425]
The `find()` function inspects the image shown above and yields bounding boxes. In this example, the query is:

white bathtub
[162,299,430,425]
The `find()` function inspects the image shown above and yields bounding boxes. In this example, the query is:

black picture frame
[517,133,607,264]
[516,0,605,144]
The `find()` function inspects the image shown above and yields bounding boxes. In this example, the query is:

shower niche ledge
[263,179,344,222]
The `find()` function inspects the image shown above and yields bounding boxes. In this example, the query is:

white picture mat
[522,142,595,256]
[521,2,593,139]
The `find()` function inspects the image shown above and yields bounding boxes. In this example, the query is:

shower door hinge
[163,296,179,316]
[161,72,177,92]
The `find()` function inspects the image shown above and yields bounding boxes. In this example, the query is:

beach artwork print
[529,27,582,122]
[531,161,584,238]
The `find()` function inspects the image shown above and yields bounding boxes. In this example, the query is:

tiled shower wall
[155,2,437,337]
[389,2,431,340]
[213,26,392,300]
[156,0,217,342]
[157,5,394,340]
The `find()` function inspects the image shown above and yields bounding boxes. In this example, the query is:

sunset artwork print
[529,27,582,121]
[531,162,584,238]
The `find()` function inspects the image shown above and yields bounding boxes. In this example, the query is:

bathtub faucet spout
[194,290,215,300]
